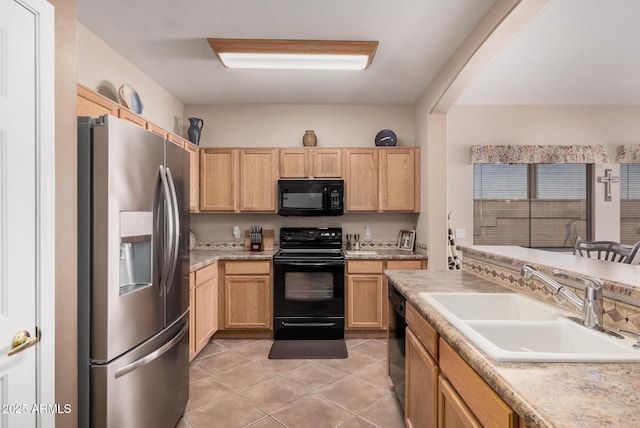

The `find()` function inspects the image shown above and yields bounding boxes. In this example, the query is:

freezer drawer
[90,311,189,428]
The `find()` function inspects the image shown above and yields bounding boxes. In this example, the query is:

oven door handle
[282,322,338,327]
[276,261,344,267]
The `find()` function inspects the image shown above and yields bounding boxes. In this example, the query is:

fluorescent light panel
[208,38,378,70]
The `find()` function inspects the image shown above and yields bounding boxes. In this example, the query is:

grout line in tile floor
[177,338,405,428]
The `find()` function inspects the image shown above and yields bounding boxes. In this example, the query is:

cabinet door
[200,148,237,211]
[239,149,279,212]
[195,279,217,353]
[346,274,383,329]
[77,85,118,117]
[189,273,196,361]
[224,275,272,329]
[438,376,481,428]
[406,328,438,428]
[345,149,378,211]
[439,339,517,428]
[379,148,419,212]
[280,149,309,178]
[185,143,200,212]
[312,148,342,178]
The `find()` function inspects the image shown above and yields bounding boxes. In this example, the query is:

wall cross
[597,168,619,202]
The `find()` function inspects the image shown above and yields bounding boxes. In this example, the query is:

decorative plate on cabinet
[118,84,144,114]
[374,129,397,146]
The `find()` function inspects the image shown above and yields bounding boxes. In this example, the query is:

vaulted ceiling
[78,0,640,106]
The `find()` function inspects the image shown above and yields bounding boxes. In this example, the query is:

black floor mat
[268,340,348,359]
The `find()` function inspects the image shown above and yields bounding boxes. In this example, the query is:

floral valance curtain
[615,145,640,163]
[469,145,609,164]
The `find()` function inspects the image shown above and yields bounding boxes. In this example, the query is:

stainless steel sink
[419,292,640,362]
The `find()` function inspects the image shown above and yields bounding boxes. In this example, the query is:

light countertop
[189,249,277,271]
[190,249,427,271]
[386,267,640,428]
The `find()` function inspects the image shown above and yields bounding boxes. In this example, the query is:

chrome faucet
[520,264,604,331]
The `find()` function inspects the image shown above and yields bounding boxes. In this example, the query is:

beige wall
[448,105,640,244]
[191,213,418,244]
[51,0,77,426]
[184,104,415,149]
[77,23,185,133]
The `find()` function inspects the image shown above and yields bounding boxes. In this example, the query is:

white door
[0,0,55,427]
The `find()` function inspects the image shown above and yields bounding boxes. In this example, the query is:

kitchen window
[474,163,592,248]
[620,164,640,245]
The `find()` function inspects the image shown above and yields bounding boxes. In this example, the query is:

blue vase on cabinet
[187,117,204,146]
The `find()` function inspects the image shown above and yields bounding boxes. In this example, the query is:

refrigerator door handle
[153,166,165,295]
[114,319,188,379]
[158,165,175,291]
[164,167,180,294]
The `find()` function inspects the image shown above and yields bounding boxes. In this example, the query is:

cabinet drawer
[439,339,517,428]
[406,303,438,359]
[386,260,423,270]
[347,260,383,274]
[195,263,217,286]
[225,260,271,275]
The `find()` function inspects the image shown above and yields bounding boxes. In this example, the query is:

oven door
[273,259,345,317]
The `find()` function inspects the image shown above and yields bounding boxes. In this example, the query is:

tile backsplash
[462,256,640,334]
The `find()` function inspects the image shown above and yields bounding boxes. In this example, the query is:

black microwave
[277,179,344,216]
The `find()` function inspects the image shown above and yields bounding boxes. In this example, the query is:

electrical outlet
[455,228,466,239]
[364,225,371,239]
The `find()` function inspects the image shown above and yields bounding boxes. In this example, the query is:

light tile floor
[177,338,405,428]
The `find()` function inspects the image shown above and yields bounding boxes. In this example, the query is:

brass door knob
[8,328,40,356]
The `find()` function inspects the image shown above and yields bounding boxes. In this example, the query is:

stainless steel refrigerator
[77,115,190,428]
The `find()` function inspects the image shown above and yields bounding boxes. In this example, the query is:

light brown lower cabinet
[401,301,521,428]
[347,274,384,329]
[348,259,425,331]
[221,261,272,329]
[438,376,481,428]
[195,277,218,350]
[405,328,438,428]
[189,263,218,361]
[189,274,196,361]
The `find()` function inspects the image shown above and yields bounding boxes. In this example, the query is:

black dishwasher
[388,285,406,410]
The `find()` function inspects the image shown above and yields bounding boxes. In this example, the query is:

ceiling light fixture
[207,38,379,70]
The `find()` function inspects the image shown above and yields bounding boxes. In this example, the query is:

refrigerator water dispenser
[119,211,153,295]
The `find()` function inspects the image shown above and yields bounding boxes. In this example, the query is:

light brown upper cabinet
[280,149,310,178]
[280,148,343,179]
[200,148,237,211]
[312,148,342,178]
[184,142,200,212]
[146,122,169,140]
[345,149,379,212]
[117,108,146,127]
[345,147,420,213]
[77,84,119,117]
[239,149,279,212]
[379,148,420,212]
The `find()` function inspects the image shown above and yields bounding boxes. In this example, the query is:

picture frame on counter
[397,229,416,251]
